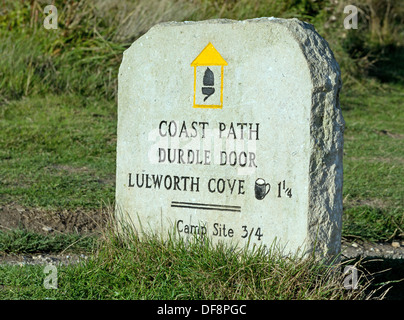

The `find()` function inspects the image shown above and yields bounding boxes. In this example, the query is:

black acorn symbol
[202,67,215,102]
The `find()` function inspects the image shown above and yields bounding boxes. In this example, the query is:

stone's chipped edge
[263,19,344,261]
[282,19,344,260]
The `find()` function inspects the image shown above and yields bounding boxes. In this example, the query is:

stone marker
[116,18,344,260]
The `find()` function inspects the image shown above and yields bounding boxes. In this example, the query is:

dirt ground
[0,203,108,235]
[1,202,403,260]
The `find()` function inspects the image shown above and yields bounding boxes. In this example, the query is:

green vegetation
[1,94,116,209]
[342,83,404,241]
[0,218,374,300]
[0,0,403,300]
[0,228,96,254]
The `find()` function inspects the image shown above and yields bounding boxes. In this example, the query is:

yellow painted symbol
[191,43,228,109]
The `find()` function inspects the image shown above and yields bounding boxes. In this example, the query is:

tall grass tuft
[62,206,375,300]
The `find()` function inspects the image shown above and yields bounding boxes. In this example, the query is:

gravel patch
[341,239,404,260]
[1,240,403,266]
[0,253,89,266]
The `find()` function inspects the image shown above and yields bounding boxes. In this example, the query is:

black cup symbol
[255,178,270,200]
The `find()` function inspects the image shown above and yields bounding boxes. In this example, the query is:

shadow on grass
[343,256,404,300]
[367,46,404,84]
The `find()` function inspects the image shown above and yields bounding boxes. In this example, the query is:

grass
[0,228,96,254]
[0,217,376,300]
[341,82,404,241]
[0,94,116,209]
[0,0,403,300]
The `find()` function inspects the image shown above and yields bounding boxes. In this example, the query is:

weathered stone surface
[116,18,344,260]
